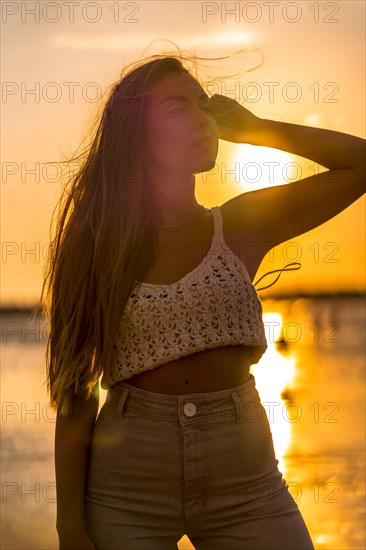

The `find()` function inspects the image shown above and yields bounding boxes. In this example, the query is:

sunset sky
[2,0,365,306]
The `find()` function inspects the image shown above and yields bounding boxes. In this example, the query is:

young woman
[41,55,365,549]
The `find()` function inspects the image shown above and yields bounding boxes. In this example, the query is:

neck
[144,172,201,227]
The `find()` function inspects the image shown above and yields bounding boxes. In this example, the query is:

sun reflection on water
[250,311,297,476]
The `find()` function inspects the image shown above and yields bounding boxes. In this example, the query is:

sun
[232,144,296,191]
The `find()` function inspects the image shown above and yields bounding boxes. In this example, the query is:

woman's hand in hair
[208,93,264,144]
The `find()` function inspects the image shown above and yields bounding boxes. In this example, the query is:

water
[1,296,365,549]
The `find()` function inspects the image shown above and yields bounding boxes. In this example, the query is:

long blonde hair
[31,48,264,417]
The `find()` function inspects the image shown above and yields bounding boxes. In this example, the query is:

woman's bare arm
[55,384,99,539]
[218,109,365,252]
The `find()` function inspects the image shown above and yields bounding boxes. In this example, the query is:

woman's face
[142,71,219,175]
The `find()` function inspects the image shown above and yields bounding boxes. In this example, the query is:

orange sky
[1,0,365,306]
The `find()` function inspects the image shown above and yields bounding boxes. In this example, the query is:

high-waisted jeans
[84,373,315,549]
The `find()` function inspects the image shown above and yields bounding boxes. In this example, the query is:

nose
[190,105,218,147]
[193,108,215,137]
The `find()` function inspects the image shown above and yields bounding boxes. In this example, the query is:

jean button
[183,402,197,417]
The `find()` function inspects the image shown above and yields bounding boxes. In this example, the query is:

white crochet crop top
[100,206,275,390]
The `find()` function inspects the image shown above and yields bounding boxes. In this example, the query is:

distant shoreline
[1,291,365,315]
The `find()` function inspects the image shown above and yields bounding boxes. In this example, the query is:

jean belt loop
[230,391,242,422]
[115,388,130,420]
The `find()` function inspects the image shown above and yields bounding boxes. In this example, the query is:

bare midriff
[124,344,253,394]
[124,206,262,395]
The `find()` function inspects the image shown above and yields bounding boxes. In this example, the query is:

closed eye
[170,104,212,115]
[169,96,212,114]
